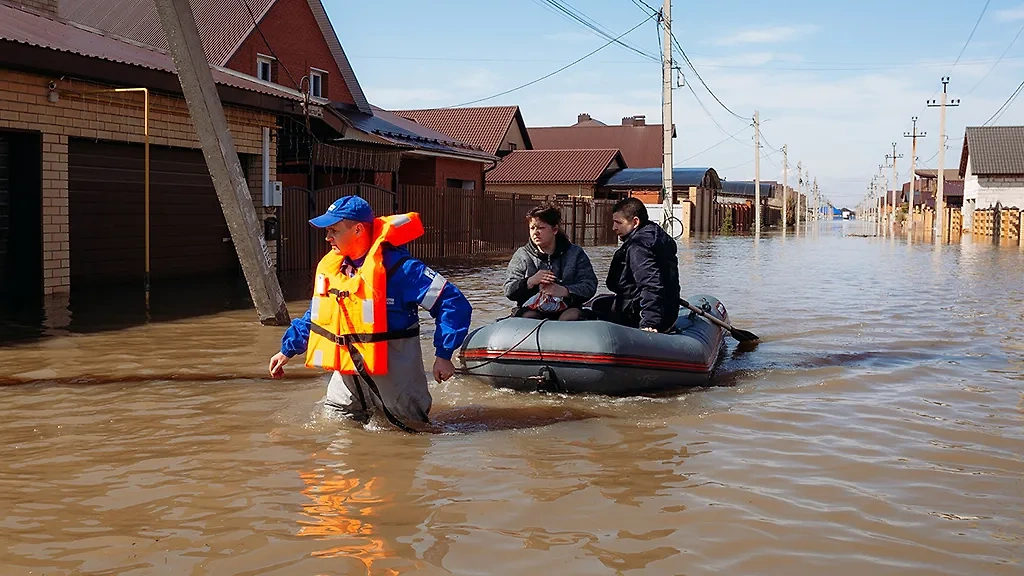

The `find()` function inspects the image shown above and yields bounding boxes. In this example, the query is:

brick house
[392,106,533,158]
[529,113,672,168]
[1,0,313,304]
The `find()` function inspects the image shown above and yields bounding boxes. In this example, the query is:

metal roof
[961,125,1024,176]
[0,3,301,101]
[720,180,774,197]
[488,149,625,184]
[58,0,371,113]
[392,106,530,155]
[603,167,721,189]
[336,106,498,163]
[529,123,667,168]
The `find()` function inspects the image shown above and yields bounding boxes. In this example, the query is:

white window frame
[309,67,327,98]
[256,54,274,82]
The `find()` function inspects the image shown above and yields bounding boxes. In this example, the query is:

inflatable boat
[458,294,730,396]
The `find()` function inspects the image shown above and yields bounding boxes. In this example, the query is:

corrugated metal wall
[69,139,239,286]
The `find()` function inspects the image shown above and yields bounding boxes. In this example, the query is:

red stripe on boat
[461,349,713,372]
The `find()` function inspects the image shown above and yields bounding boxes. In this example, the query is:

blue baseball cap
[309,195,374,228]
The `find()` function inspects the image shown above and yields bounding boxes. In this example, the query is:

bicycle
[660,214,685,239]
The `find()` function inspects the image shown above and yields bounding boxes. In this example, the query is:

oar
[679,298,759,343]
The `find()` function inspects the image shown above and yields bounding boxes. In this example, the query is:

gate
[277,183,398,275]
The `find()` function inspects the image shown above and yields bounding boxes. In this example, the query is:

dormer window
[257,54,274,82]
[309,68,327,98]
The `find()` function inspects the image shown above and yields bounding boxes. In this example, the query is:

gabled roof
[392,106,531,155]
[335,105,498,163]
[59,0,371,112]
[960,126,1024,177]
[488,149,624,184]
[604,168,721,190]
[915,168,962,181]
[0,3,301,102]
[529,122,669,168]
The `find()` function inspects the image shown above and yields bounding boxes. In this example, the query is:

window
[446,178,475,191]
[257,55,273,82]
[309,69,327,98]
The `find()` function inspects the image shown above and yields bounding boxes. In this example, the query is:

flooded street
[1,222,1022,575]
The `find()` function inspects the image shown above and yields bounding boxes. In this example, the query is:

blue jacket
[280,246,472,361]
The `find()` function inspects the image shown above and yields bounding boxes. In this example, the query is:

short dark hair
[612,197,648,224]
[526,204,561,227]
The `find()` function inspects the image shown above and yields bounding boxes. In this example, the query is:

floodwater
[1,222,1022,575]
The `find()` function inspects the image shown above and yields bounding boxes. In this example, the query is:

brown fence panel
[278,186,314,274]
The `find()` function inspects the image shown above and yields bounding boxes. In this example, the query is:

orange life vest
[305,212,425,375]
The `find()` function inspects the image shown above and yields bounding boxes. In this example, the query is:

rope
[455,319,548,374]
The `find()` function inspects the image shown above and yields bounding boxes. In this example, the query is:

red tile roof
[0,3,302,101]
[59,0,372,112]
[529,124,666,168]
[392,106,527,155]
[488,149,625,184]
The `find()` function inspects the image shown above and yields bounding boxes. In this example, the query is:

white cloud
[995,5,1024,21]
[713,25,818,46]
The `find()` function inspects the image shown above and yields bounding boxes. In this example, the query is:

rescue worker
[267,196,472,432]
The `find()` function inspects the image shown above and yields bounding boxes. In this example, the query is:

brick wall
[225,0,355,105]
[0,69,278,294]
[435,156,483,190]
[399,156,435,187]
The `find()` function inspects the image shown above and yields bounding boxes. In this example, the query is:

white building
[960,126,1024,230]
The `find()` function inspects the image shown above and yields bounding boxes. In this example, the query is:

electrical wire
[964,20,1024,96]
[239,0,301,91]
[670,33,748,122]
[532,0,659,62]
[447,12,658,107]
[984,77,1024,125]
[675,125,752,165]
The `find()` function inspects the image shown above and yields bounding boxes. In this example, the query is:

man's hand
[432,357,456,383]
[269,352,291,378]
[540,283,569,298]
[527,270,557,288]
[640,327,658,333]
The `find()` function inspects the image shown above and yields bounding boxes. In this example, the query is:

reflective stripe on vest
[304,212,425,374]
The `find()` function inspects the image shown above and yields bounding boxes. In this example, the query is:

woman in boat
[502,204,597,321]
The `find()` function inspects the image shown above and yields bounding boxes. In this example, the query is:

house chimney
[15,1,58,17]
[578,113,591,123]
[621,115,646,126]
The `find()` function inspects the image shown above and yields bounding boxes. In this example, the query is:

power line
[964,21,1024,96]
[675,125,751,165]
[951,0,992,72]
[669,33,748,122]
[447,12,657,107]
[532,0,659,62]
[239,0,300,91]
[984,78,1024,125]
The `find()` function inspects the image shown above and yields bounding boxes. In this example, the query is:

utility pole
[927,77,960,242]
[782,144,788,231]
[660,0,674,229]
[754,110,761,235]
[813,178,819,223]
[903,117,926,231]
[796,162,803,232]
[154,0,289,325]
[885,143,903,229]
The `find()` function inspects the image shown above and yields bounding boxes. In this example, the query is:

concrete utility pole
[903,117,926,231]
[796,162,803,232]
[154,0,289,325]
[885,143,903,229]
[660,0,674,227]
[782,144,788,231]
[754,110,761,235]
[813,178,819,222]
[927,77,960,242]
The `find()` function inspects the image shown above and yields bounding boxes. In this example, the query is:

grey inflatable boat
[458,294,729,395]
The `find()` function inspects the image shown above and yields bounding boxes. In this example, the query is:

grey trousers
[325,336,432,426]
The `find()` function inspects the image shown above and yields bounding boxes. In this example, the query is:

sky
[325,0,1024,209]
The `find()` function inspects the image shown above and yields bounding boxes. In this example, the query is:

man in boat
[267,196,472,431]
[503,204,598,321]
[599,197,680,333]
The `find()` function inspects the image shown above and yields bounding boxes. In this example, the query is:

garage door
[69,139,240,286]
[0,136,9,287]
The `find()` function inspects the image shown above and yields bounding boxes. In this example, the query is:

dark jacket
[607,221,680,331]
[503,233,598,308]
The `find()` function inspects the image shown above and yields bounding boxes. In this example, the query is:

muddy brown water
[1,222,1022,575]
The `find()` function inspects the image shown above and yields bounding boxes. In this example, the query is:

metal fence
[276,184,619,275]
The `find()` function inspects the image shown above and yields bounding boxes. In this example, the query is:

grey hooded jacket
[503,233,598,308]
